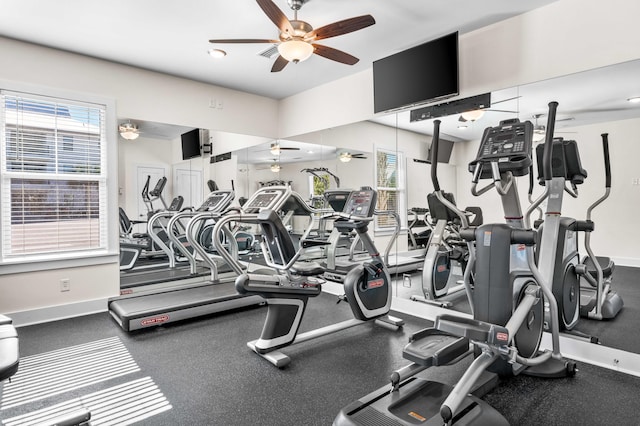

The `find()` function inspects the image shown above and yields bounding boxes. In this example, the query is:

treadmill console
[342,188,377,218]
[242,187,287,214]
[469,119,533,178]
[196,190,234,212]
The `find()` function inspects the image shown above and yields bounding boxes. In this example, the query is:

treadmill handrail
[186,212,242,281]
[147,210,182,267]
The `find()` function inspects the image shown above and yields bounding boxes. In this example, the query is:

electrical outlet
[60,278,70,292]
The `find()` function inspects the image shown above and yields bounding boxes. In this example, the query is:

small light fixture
[627,96,640,103]
[339,153,352,163]
[457,124,468,130]
[277,40,314,63]
[119,122,140,140]
[460,109,485,122]
[208,49,227,59]
[270,163,281,173]
[270,143,281,156]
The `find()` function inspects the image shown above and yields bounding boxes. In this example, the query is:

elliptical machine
[335,111,575,426]
[411,158,477,310]
[576,133,623,320]
[234,187,404,368]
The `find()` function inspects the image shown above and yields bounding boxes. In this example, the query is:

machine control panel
[469,119,534,178]
[242,187,287,214]
[477,119,532,161]
[196,190,234,212]
[342,188,377,218]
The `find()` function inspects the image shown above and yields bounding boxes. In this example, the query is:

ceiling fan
[339,152,367,162]
[269,141,300,155]
[457,96,521,123]
[532,113,576,142]
[209,0,375,72]
[118,121,141,140]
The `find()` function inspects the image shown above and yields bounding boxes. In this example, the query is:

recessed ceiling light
[628,96,640,103]
[208,49,227,59]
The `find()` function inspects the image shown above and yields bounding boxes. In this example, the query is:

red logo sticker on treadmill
[120,289,133,295]
[368,278,384,289]
[437,265,448,273]
[496,332,508,343]
[517,244,526,251]
[141,315,169,326]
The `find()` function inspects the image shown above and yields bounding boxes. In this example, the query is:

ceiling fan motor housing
[287,0,309,11]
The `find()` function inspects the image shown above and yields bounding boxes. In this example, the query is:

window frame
[374,146,407,233]
[0,81,118,274]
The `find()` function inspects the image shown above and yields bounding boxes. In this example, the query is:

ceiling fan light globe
[278,40,314,63]
[119,123,140,140]
[460,109,485,122]
[339,153,352,162]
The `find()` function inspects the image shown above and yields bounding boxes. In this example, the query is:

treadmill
[118,190,236,295]
[109,186,307,331]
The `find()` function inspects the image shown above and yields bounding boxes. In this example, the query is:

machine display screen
[246,193,278,209]
[343,190,375,217]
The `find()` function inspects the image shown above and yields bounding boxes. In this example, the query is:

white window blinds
[1,91,108,259]
[375,148,406,229]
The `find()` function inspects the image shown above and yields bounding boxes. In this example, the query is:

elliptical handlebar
[602,133,612,189]
[542,101,559,182]
[431,119,470,228]
[585,133,613,222]
[431,120,442,191]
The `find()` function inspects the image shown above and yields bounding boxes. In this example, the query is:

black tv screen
[181,128,201,160]
[373,32,459,114]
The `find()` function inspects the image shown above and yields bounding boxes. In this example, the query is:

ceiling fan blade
[271,55,289,72]
[486,109,518,113]
[309,15,376,41]
[492,95,522,105]
[312,44,359,65]
[209,38,279,44]
[256,0,295,36]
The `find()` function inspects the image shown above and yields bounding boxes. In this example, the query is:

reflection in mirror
[372,59,640,356]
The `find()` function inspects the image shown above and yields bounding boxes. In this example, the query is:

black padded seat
[584,256,614,279]
[290,261,325,277]
[0,324,19,381]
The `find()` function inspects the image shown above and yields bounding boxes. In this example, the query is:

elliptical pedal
[402,328,470,367]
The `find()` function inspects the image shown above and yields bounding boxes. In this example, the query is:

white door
[174,168,203,210]
[136,166,167,221]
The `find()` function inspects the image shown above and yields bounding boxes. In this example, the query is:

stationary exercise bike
[234,187,404,368]
[335,110,575,426]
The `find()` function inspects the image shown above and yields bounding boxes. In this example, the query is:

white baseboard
[7,298,109,327]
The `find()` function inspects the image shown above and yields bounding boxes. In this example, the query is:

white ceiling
[0,0,558,100]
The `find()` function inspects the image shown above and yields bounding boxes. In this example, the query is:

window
[375,147,406,231]
[1,91,108,262]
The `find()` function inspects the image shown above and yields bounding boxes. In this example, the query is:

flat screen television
[373,32,459,114]
[181,128,201,160]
